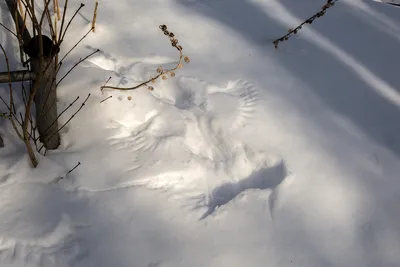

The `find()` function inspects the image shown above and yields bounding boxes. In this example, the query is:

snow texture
[1,0,400,266]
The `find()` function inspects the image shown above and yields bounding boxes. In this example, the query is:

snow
[1,0,400,266]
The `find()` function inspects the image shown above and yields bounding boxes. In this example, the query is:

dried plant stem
[273,0,338,48]
[102,51,183,91]
[92,1,98,33]
[101,25,189,91]
[17,0,24,15]
[58,0,69,42]
[54,0,61,20]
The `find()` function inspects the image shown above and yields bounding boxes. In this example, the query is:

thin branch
[39,0,52,27]
[43,0,56,40]
[38,93,91,152]
[43,95,79,134]
[100,96,112,103]
[59,26,94,63]
[57,49,100,86]
[273,0,338,48]
[58,0,69,42]
[0,44,24,140]
[50,162,81,183]
[91,1,98,33]
[54,0,61,20]
[59,3,85,44]
[0,22,18,38]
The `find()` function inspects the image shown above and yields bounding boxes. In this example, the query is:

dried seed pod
[170,72,175,77]
[184,56,190,63]
[127,96,132,101]
[157,66,163,73]
[162,75,167,80]
[159,25,167,31]
[148,86,154,91]
[164,30,169,35]
[169,32,175,38]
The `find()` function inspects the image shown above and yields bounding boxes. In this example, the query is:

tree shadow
[176,0,400,158]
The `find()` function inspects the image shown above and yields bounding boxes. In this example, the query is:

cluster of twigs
[0,0,99,167]
[100,24,190,92]
[273,0,338,48]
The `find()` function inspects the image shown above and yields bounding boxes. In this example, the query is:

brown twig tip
[92,1,98,33]
[101,24,191,91]
[273,0,338,48]
[51,161,81,183]
[100,96,112,103]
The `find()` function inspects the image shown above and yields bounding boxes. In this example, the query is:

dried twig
[57,49,100,86]
[92,1,98,33]
[101,25,190,91]
[43,95,79,134]
[100,96,112,103]
[38,93,90,152]
[59,26,94,64]
[0,22,18,38]
[58,0,69,42]
[0,44,24,141]
[51,161,81,183]
[54,0,61,20]
[39,0,52,27]
[273,0,338,48]
[59,3,85,44]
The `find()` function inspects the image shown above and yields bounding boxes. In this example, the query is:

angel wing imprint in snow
[174,77,259,162]
[106,76,260,193]
[108,77,260,166]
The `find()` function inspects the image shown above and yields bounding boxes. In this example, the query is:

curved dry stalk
[101,25,190,91]
[101,51,183,91]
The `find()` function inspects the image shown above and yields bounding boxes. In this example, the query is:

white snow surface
[1,0,400,266]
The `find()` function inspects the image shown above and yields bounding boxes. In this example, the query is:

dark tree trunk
[30,57,60,149]
[5,0,60,149]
